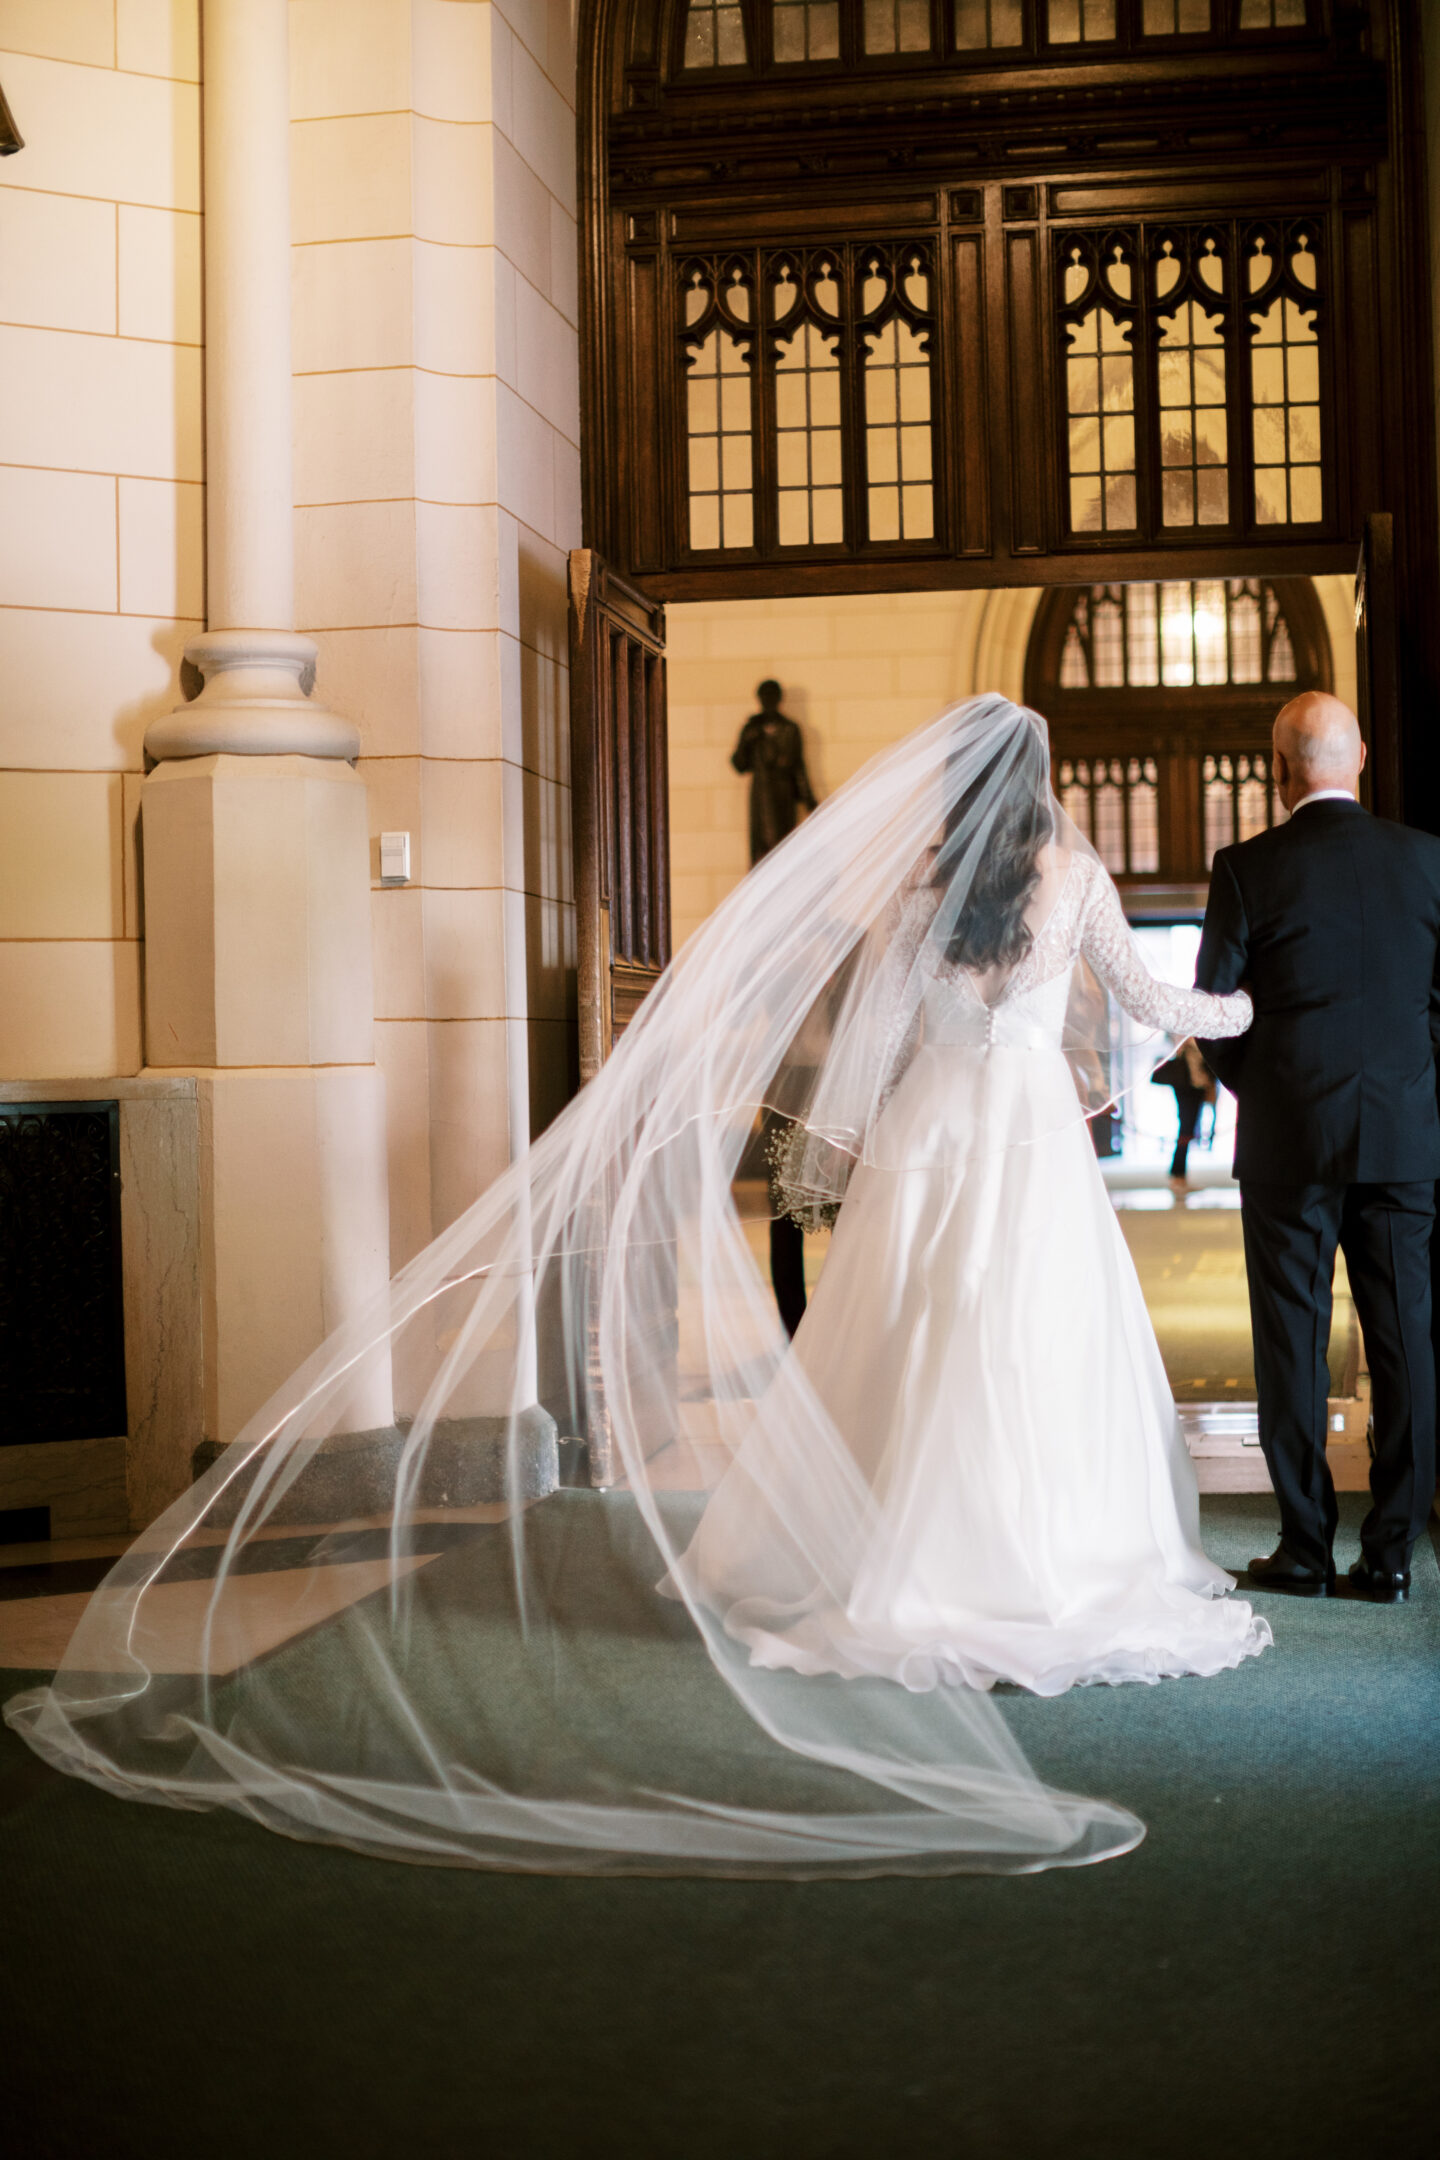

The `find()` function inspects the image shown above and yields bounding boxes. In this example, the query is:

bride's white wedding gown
[680,852,1274,1697]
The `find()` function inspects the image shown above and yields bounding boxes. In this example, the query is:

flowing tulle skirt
[681,1043,1273,1696]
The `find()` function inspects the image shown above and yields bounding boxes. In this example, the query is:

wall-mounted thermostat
[379,831,411,885]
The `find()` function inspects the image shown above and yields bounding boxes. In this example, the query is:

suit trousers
[1238,1180,1436,1571]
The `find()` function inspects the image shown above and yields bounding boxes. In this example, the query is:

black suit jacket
[1195,799,1440,1184]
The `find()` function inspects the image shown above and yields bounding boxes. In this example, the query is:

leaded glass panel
[954,0,1025,46]
[774,0,842,62]
[1238,0,1307,26]
[775,321,845,544]
[1047,0,1117,41]
[1141,0,1211,28]
[866,0,933,52]
[1249,231,1322,526]
[683,1,747,67]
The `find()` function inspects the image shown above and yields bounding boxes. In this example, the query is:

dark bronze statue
[731,681,817,865]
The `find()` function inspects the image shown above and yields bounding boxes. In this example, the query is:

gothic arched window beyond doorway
[1024,576,1331,887]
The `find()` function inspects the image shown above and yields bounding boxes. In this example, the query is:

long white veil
[5,696,1150,1877]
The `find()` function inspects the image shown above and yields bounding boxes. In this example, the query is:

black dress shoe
[1348,1557,1411,1603]
[1247,1548,1336,1597]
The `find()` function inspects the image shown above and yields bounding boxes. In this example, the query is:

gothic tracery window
[683,0,747,67]
[1029,578,1328,883]
[1057,220,1325,545]
[678,243,937,557]
[1247,228,1322,525]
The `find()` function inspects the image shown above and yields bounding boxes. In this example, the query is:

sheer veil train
[7,695,1245,1878]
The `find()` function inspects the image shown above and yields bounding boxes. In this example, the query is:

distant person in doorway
[1153,1037,1215,1188]
[734,682,819,1326]
[1196,691,1440,1603]
[732,680,818,865]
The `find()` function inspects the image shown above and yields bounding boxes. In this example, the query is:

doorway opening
[659,567,1369,1484]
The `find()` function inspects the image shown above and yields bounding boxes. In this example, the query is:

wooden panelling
[1049,172,1331,217]
[579,0,1440,823]
[951,232,989,557]
[1005,227,1046,556]
[670,197,938,245]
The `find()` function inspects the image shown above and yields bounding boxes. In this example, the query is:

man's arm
[1194,850,1250,1091]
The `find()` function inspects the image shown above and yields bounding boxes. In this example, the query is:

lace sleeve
[1078,863,1252,1039]
[872,885,935,1113]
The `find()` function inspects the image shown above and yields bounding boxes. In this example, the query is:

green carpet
[2,1495,1436,2160]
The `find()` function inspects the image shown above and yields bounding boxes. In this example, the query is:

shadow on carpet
[1,1494,1436,2160]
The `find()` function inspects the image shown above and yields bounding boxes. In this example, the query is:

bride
[6,696,1270,1881]
[673,710,1271,1696]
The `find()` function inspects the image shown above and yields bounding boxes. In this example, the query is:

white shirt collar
[1291,788,1359,813]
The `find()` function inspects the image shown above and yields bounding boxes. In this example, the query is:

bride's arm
[1078,863,1252,1039]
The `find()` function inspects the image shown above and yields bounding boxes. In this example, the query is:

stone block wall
[0,0,203,1078]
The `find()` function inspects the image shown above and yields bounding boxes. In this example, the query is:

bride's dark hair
[936,717,1054,970]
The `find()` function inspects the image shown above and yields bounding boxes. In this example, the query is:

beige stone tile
[0,52,201,212]
[552,435,581,554]
[415,366,496,505]
[122,770,143,936]
[293,367,416,506]
[0,325,203,480]
[412,114,492,248]
[370,883,425,1018]
[0,939,142,1077]
[0,0,114,66]
[515,766,573,904]
[358,754,423,878]
[118,475,204,619]
[664,608,709,660]
[117,203,202,343]
[419,754,504,886]
[490,130,551,294]
[290,113,412,246]
[493,379,555,539]
[116,0,200,81]
[675,828,746,875]
[312,625,422,758]
[513,272,579,441]
[492,0,570,90]
[413,239,501,379]
[0,465,116,610]
[548,195,578,328]
[511,628,567,778]
[486,1,517,137]
[0,771,123,938]
[422,885,508,1019]
[0,608,189,769]
[521,889,573,1020]
[543,0,577,92]
[374,1016,432,1266]
[412,0,494,124]
[416,500,504,632]
[0,187,116,333]
[896,655,958,701]
[426,1015,515,1227]
[512,515,565,660]
[417,626,508,761]
[295,498,419,630]
[292,237,414,374]
[289,0,411,118]
[508,35,575,211]
[668,744,732,791]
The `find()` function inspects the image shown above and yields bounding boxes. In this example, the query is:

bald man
[1196,693,1440,1602]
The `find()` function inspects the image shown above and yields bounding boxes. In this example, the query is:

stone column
[139,0,392,1467]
